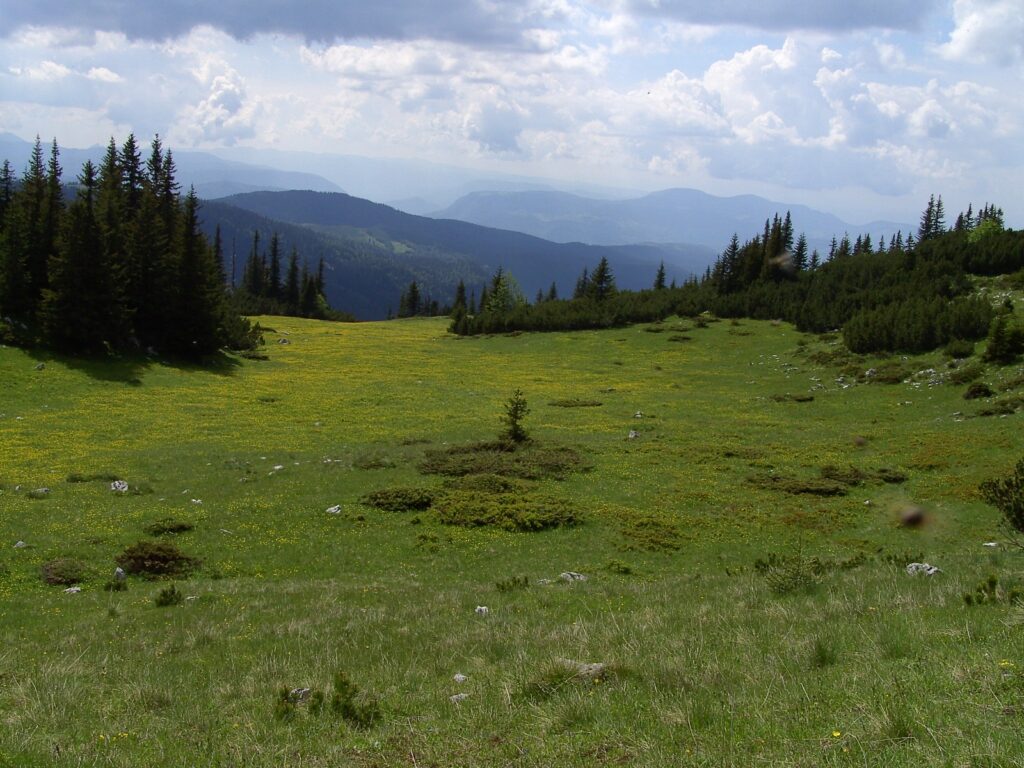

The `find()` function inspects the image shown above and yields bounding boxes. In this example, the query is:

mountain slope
[215,190,715,314]
[435,188,915,252]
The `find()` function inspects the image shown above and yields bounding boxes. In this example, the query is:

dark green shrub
[820,465,868,485]
[981,457,1024,538]
[420,441,585,480]
[495,575,530,592]
[40,558,89,586]
[434,491,580,532]
[144,517,195,536]
[361,487,434,512]
[116,540,199,578]
[964,382,995,399]
[944,339,975,358]
[548,398,603,408]
[749,474,847,497]
[154,583,184,607]
[619,516,681,551]
[330,672,381,729]
[443,473,525,494]
[948,362,985,385]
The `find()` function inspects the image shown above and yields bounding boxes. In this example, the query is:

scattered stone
[114,567,126,581]
[536,578,551,585]
[32,488,50,495]
[634,411,643,419]
[474,605,489,616]
[272,465,284,471]
[627,430,639,440]
[559,571,587,582]
[449,693,470,703]
[14,540,26,548]
[906,562,941,576]
[863,500,872,506]
[864,368,877,378]
[453,673,468,684]
[325,504,342,515]
[64,586,82,594]
[110,480,129,493]
[34,362,45,371]
[557,658,607,681]
[190,499,203,505]
[289,687,311,703]
[185,595,199,602]
[983,542,999,548]
[278,338,290,345]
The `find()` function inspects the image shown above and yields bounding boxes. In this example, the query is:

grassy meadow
[1,310,1024,766]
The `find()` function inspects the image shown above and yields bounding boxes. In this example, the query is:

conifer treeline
[233,230,348,320]
[0,136,260,357]
[449,199,1023,354]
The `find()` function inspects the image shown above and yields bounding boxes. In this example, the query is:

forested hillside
[0,137,259,357]
[453,198,1024,356]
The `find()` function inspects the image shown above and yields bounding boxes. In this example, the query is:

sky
[0,0,1021,225]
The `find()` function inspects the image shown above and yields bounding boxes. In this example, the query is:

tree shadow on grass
[25,347,243,383]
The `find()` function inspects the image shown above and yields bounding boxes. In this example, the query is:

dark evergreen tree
[792,233,808,272]
[285,247,300,313]
[654,261,666,290]
[452,280,467,315]
[267,232,282,301]
[587,257,616,301]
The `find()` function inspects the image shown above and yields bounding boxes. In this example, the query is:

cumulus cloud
[941,0,1024,66]
[171,64,263,145]
[623,0,940,31]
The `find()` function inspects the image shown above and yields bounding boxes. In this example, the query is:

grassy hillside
[1,313,1023,766]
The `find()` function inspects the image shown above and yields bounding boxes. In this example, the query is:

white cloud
[941,0,1024,66]
[86,66,121,82]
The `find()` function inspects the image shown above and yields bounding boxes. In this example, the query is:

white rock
[273,465,284,471]
[114,567,126,581]
[64,586,82,594]
[326,504,342,515]
[453,673,468,684]
[627,430,639,440]
[474,606,489,616]
[983,542,999,548]
[906,562,942,576]
[449,693,470,703]
[14,540,26,548]
[110,480,129,493]
[190,499,203,505]
[634,411,643,419]
[560,571,587,582]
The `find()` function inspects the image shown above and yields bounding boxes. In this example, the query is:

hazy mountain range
[207,191,713,318]
[433,188,914,254]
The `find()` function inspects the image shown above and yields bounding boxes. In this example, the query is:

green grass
[1,314,1023,765]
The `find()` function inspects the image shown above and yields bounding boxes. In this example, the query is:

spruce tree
[267,232,282,302]
[654,261,666,290]
[172,187,224,355]
[792,233,808,272]
[42,161,110,351]
[285,247,300,313]
[588,257,616,301]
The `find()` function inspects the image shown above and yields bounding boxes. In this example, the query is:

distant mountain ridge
[434,188,915,253]
[209,190,716,318]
